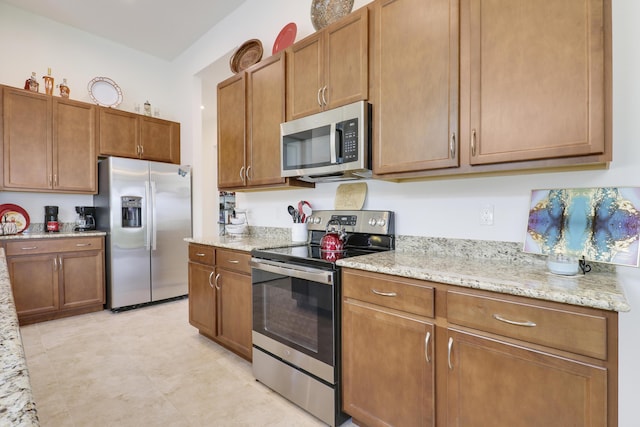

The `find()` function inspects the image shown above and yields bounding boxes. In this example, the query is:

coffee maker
[74,206,96,231]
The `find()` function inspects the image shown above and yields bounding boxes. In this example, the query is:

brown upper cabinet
[286,7,369,120]
[372,0,460,175]
[465,0,607,165]
[372,0,611,179]
[1,86,97,193]
[97,107,180,164]
[217,52,313,191]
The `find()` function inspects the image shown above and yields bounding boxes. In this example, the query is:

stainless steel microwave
[280,101,371,183]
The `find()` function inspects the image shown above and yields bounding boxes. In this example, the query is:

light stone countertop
[337,250,630,312]
[0,248,39,426]
[0,231,106,240]
[185,235,302,252]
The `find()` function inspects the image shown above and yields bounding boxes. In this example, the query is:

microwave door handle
[330,123,337,164]
[336,127,344,162]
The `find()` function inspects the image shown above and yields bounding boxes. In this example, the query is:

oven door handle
[250,258,334,285]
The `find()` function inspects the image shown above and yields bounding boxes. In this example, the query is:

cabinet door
[246,53,287,187]
[7,254,58,317]
[59,250,105,309]
[217,74,247,189]
[215,268,252,360]
[342,299,435,426]
[324,7,369,110]
[467,0,606,164]
[373,0,459,175]
[286,33,324,120]
[53,98,97,192]
[97,108,139,158]
[139,116,180,164]
[188,261,216,337]
[2,88,52,189]
[446,329,607,426]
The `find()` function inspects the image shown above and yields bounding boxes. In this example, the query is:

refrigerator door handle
[151,180,158,251]
[145,180,152,251]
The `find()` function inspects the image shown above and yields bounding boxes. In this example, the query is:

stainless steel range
[250,210,395,426]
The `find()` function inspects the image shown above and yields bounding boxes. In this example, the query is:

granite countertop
[0,231,106,240]
[0,248,39,426]
[186,234,301,252]
[337,250,630,312]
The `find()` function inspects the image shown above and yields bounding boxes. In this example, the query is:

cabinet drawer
[446,291,608,360]
[216,249,251,274]
[188,244,215,265]
[343,270,434,318]
[5,237,103,256]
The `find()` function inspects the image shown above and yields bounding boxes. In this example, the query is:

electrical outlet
[480,205,494,225]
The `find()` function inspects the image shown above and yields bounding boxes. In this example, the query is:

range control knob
[313,216,321,224]
[377,218,387,227]
[368,218,377,226]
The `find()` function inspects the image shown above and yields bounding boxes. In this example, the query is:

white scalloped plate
[88,76,123,107]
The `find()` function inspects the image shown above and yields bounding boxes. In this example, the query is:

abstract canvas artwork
[524,187,640,267]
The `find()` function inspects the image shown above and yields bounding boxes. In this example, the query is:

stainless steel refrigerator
[94,157,192,310]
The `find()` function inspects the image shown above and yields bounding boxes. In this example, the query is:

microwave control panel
[338,118,359,163]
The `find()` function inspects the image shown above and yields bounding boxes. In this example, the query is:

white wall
[1,0,639,424]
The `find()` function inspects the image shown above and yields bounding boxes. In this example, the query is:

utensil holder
[292,223,308,242]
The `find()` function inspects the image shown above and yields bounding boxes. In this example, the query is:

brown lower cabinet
[341,268,618,427]
[188,244,252,361]
[5,236,105,325]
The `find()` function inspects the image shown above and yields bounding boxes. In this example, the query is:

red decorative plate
[272,22,297,55]
[0,203,30,233]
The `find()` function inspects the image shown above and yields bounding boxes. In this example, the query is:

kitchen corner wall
[2,0,639,423]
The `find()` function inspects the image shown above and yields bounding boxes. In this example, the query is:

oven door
[250,258,337,384]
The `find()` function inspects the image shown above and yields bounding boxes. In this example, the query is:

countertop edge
[0,248,39,426]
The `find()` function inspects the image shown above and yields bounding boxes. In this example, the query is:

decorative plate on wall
[230,39,264,73]
[310,0,354,31]
[0,203,30,233]
[88,76,123,108]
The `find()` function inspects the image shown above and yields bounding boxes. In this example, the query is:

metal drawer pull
[214,273,221,291]
[371,289,397,297]
[493,314,537,327]
[447,337,454,370]
[75,243,92,247]
[450,132,456,158]
[208,271,214,288]
[471,129,477,156]
[195,253,206,257]
[20,246,38,250]
[227,260,240,264]
[424,331,431,363]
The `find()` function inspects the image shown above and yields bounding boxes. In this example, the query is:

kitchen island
[0,248,39,426]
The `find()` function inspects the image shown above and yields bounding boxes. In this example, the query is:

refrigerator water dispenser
[121,196,142,227]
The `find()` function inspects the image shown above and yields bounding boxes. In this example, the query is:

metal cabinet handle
[450,132,456,158]
[196,253,206,257]
[371,289,397,297]
[227,260,240,264]
[75,243,92,247]
[139,145,144,157]
[53,174,58,186]
[239,166,246,184]
[20,246,39,250]
[246,165,252,181]
[317,88,323,107]
[424,331,431,363]
[321,86,328,107]
[53,257,58,271]
[208,271,215,288]
[214,273,221,291]
[447,337,454,370]
[493,314,537,327]
[471,129,477,157]
[48,175,52,186]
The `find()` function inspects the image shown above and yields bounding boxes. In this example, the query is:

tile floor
[20,299,353,426]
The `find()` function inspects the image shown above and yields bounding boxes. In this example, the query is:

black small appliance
[45,205,59,232]
[74,206,96,231]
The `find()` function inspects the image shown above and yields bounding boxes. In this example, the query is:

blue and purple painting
[524,187,640,267]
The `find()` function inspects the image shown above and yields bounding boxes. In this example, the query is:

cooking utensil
[288,205,298,222]
[298,200,312,223]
